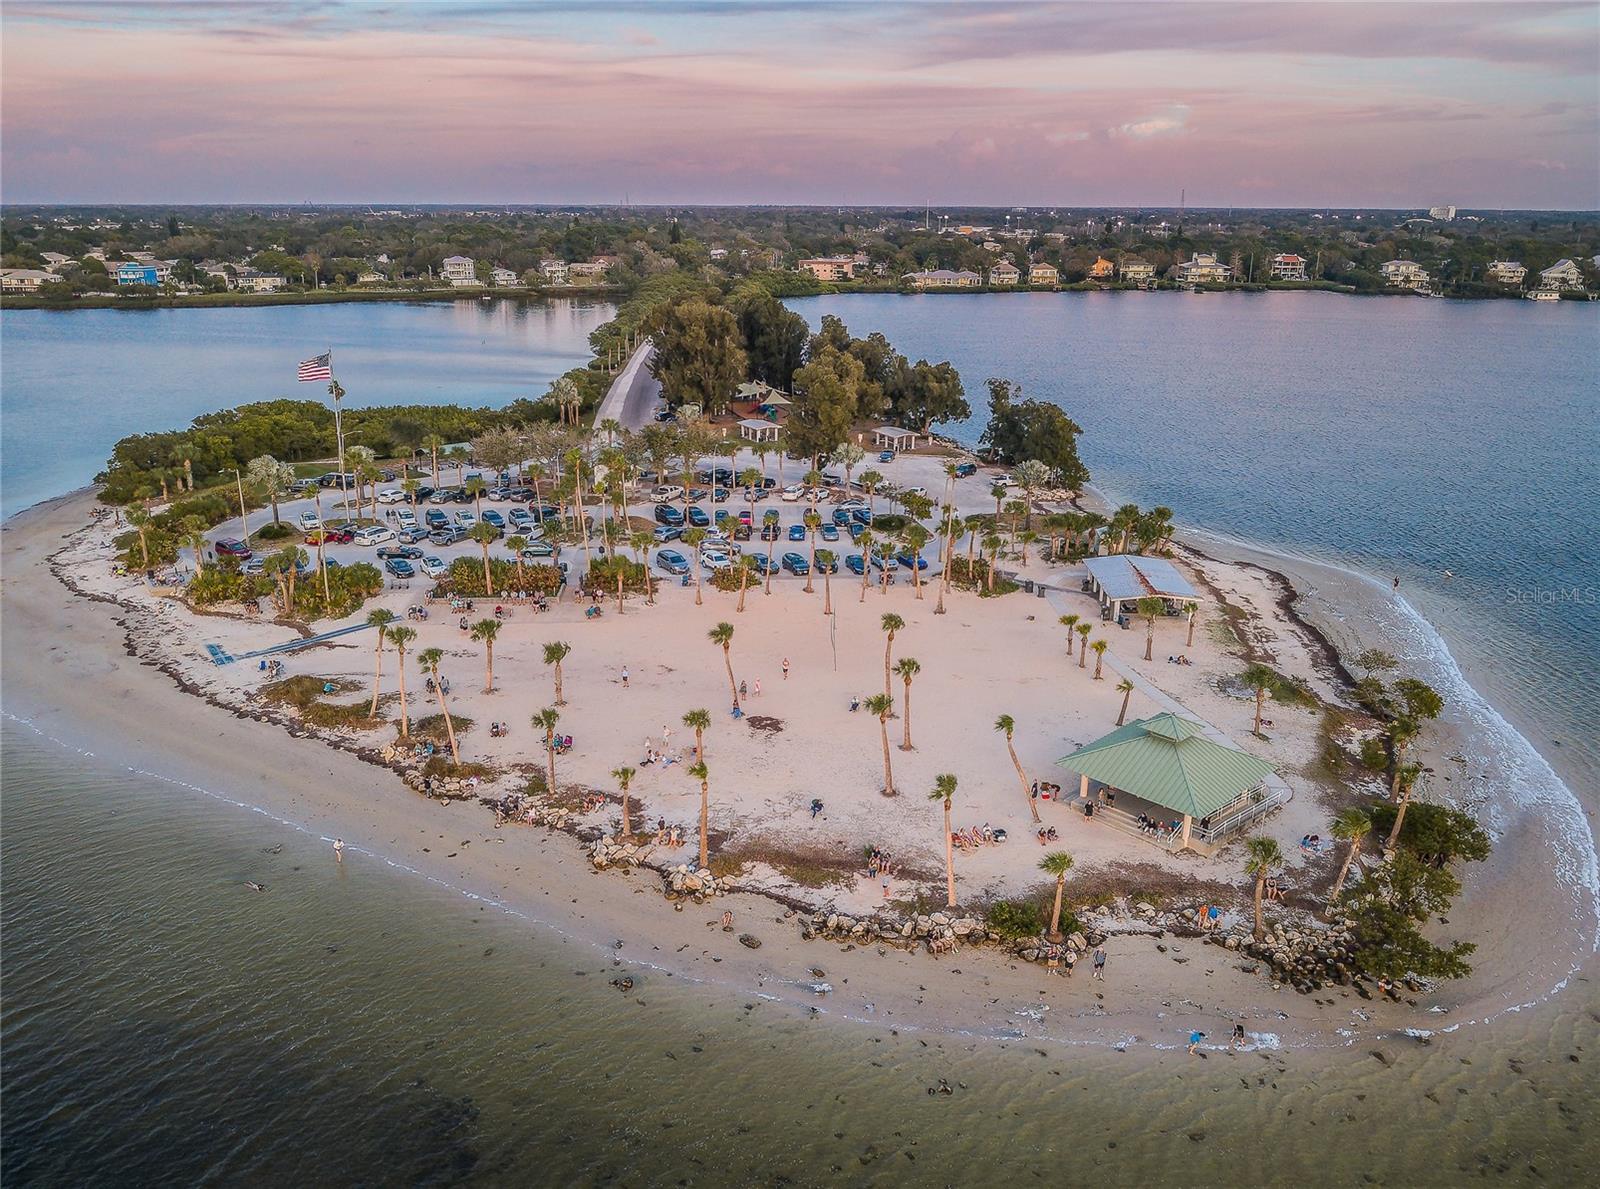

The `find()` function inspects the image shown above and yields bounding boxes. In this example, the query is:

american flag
[297,352,332,382]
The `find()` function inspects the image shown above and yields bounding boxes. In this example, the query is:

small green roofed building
[1057,713,1275,850]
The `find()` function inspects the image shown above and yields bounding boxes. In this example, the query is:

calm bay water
[790,292,1600,798]
[0,298,613,517]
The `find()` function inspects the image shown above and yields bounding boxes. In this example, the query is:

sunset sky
[3,1,1597,208]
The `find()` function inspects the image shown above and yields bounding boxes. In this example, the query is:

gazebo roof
[1083,554,1197,602]
[873,425,920,441]
[1056,713,1274,819]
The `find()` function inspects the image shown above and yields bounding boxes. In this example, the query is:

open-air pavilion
[1056,713,1277,852]
[871,425,922,451]
[737,418,781,443]
[1082,554,1198,623]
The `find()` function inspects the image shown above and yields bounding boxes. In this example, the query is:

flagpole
[327,347,348,515]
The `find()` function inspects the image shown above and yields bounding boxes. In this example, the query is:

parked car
[652,525,683,543]
[304,528,353,546]
[832,507,854,527]
[396,509,418,527]
[397,527,430,544]
[297,511,321,531]
[814,550,839,574]
[702,528,731,547]
[686,506,711,527]
[528,504,560,523]
[749,553,777,576]
[760,523,780,542]
[787,523,807,541]
[376,545,423,561]
[507,508,534,528]
[520,542,555,560]
[215,538,252,559]
[895,550,929,571]
[429,526,467,546]
[656,549,690,575]
[878,450,895,463]
[954,462,978,478]
[762,508,781,525]
[455,511,477,529]
[480,510,506,530]
[424,509,449,528]
[376,488,405,504]
[820,524,840,542]
[383,557,415,578]
[780,483,805,502]
[992,474,1018,489]
[289,478,317,495]
[745,485,770,502]
[850,508,872,526]
[870,551,900,572]
[654,504,685,527]
[700,551,733,572]
[845,553,866,575]
[419,556,448,578]
[353,526,397,546]
[413,486,435,501]
[848,522,866,542]
[428,488,455,504]
[242,557,266,574]
[711,487,730,503]
[732,523,752,541]
[780,552,810,575]
[650,484,684,503]
[737,509,754,526]
[486,487,510,502]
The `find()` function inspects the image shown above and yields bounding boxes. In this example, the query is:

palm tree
[980,532,1003,593]
[422,433,445,484]
[543,640,571,705]
[859,469,883,516]
[816,549,834,615]
[366,608,396,717]
[470,521,499,595]
[125,503,152,569]
[1115,678,1136,726]
[1136,596,1165,661]
[630,530,656,604]
[682,526,707,605]
[1244,836,1284,942]
[387,625,415,737]
[689,760,712,869]
[1327,806,1372,913]
[1076,622,1091,665]
[611,765,637,838]
[464,475,488,516]
[880,612,904,698]
[895,657,920,750]
[856,527,874,603]
[929,772,960,907]
[802,509,821,594]
[417,647,460,766]
[1040,851,1076,943]
[470,618,502,691]
[683,708,711,763]
[1090,639,1108,679]
[1059,613,1080,657]
[866,693,895,796]
[1183,601,1199,649]
[995,714,1039,823]
[707,622,739,709]
[534,707,560,793]
[1241,664,1276,737]
[506,534,528,580]
[903,521,931,600]
[1383,763,1425,856]
[182,516,208,578]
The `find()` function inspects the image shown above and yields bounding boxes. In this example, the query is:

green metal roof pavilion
[1056,713,1275,820]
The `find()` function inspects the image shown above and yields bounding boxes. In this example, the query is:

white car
[700,551,732,572]
[353,526,396,546]
[992,474,1018,489]
[376,488,405,504]
[650,484,685,503]
[297,511,321,531]
[780,483,806,502]
[455,511,477,528]
[701,527,730,547]
[419,556,448,578]
[903,486,929,499]
[396,510,418,527]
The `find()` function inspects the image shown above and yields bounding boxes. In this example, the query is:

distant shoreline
[0,286,624,312]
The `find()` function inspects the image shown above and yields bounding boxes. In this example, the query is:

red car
[214,538,252,559]
[305,528,354,546]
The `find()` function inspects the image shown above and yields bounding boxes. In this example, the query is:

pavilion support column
[1079,774,1089,801]
[1181,815,1193,850]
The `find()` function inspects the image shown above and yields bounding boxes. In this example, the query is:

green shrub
[438,557,563,598]
[871,514,909,533]
[984,898,1045,939]
[255,521,294,540]
[1367,802,1490,867]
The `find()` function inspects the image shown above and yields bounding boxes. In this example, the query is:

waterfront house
[1028,262,1059,287]
[988,261,1021,286]
[1120,258,1155,283]
[1379,259,1431,291]
[115,262,164,286]
[40,251,73,271]
[490,266,519,287]
[1486,260,1526,285]
[356,271,387,285]
[1269,253,1309,282]
[1538,259,1584,291]
[1175,252,1233,285]
[234,270,287,293]
[539,259,569,284]
[902,269,982,290]
[982,240,1003,253]
[441,255,479,286]
[709,247,728,261]
[567,260,611,278]
[1089,256,1116,280]
[797,256,857,282]
[0,268,55,293]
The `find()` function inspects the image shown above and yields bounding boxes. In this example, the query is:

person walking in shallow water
[1091,945,1107,979]
[333,839,345,861]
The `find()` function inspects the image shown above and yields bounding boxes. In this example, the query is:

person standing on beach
[621,665,630,689]
[1231,1023,1246,1050]
[752,678,762,697]
[333,839,345,861]
[1091,945,1107,979]
[781,657,790,681]
[1188,1030,1206,1055]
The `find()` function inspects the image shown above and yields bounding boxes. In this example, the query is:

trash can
[1023,579,1034,593]
[1037,584,1047,598]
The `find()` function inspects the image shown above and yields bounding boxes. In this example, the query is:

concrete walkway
[595,339,659,430]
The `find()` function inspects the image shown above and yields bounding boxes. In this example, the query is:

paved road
[595,340,660,431]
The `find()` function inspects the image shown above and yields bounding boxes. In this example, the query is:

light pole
[232,467,250,539]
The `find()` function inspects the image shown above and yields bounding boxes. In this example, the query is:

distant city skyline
[2,1,1597,209]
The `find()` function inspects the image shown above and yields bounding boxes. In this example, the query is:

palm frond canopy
[1056,713,1274,820]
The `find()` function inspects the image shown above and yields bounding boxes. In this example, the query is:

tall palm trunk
[483,641,495,692]
[879,714,895,796]
[1253,875,1267,941]
[1008,736,1039,822]
[431,665,460,765]
[1328,841,1361,913]
[369,639,384,717]
[395,650,410,737]
[942,799,955,907]
[480,544,494,596]
[822,567,832,615]
[1048,876,1066,943]
[900,677,914,750]
[721,646,739,709]
[698,777,710,870]
[553,661,564,705]
[737,564,749,612]
[544,731,558,794]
